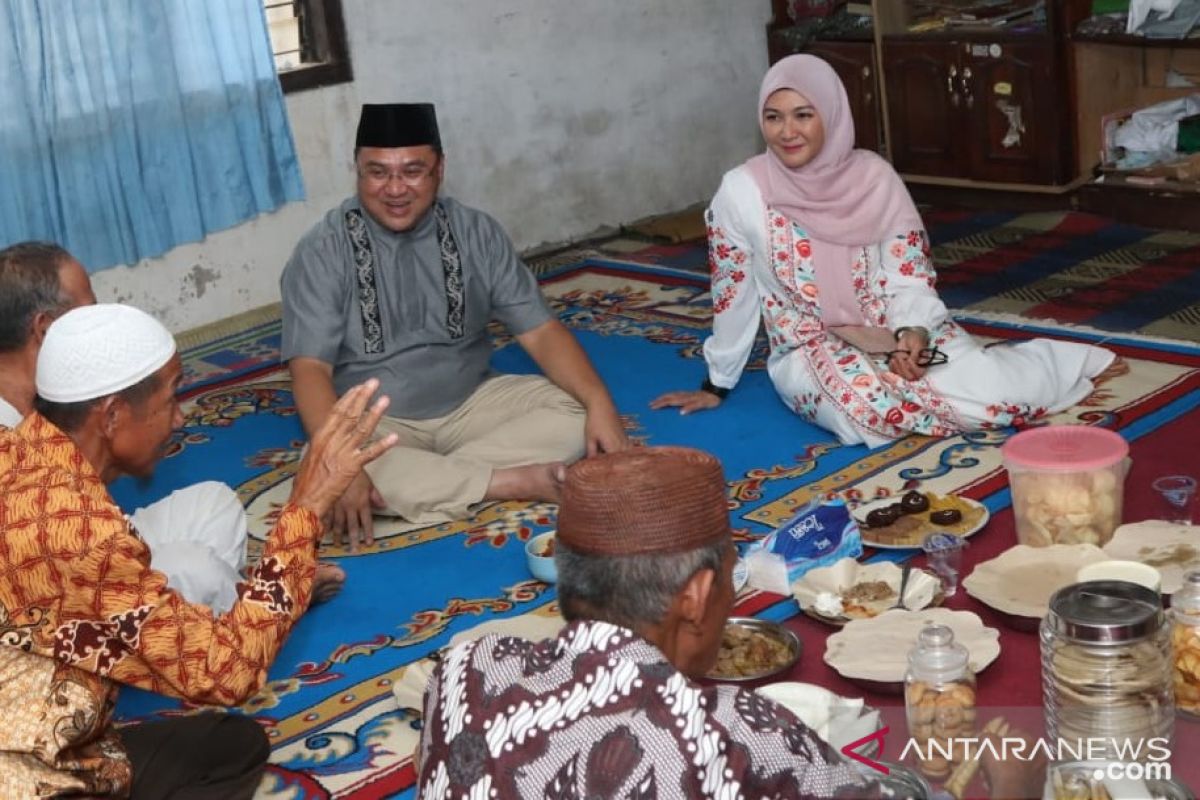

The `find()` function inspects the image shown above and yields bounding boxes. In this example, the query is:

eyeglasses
[874,346,948,367]
[357,162,439,187]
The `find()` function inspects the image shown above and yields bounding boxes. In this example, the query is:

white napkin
[756,682,880,751]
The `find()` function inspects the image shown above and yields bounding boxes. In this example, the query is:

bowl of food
[706,617,802,683]
[525,532,557,583]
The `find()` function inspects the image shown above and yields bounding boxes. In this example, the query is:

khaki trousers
[365,374,586,524]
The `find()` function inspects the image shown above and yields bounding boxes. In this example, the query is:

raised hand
[290,379,398,523]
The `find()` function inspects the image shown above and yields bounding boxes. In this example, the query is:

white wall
[92,0,772,332]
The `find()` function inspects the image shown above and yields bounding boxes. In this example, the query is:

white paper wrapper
[1103,520,1200,595]
[963,543,1108,619]
[792,558,940,619]
[824,608,1001,683]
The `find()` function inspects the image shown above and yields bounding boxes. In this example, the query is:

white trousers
[129,481,247,614]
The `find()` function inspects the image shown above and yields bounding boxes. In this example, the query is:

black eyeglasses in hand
[873,346,948,367]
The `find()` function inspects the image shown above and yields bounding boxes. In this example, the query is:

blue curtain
[0,0,305,272]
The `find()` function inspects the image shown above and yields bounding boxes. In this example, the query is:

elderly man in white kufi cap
[35,303,253,613]
[0,302,398,798]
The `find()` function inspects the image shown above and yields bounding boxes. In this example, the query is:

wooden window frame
[275,0,353,94]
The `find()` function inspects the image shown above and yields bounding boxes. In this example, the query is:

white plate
[733,558,749,593]
[852,494,990,550]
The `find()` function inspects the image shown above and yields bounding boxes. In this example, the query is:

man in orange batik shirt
[0,303,397,799]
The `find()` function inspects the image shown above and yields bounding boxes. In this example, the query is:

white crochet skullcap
[37,304,177,403]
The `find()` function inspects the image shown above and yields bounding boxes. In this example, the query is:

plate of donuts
[852,490,989,550]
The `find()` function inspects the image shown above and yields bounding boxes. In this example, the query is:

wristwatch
[893,325,930,342]
[700,378,730,399]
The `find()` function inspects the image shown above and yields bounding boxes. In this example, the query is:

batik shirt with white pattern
[418,619,874,799]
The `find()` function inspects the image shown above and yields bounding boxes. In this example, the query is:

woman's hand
[887,328,930,381]
[650,389,722,415]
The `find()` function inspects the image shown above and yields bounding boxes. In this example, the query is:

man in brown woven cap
[416,445,871,797]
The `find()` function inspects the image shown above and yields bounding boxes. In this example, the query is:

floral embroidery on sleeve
[890,229,937,287]
[708,224,748,315]
[981,402,1048,429]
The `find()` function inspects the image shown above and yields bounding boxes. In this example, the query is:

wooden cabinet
[763,0,1087,188]
[884,38,1072,184]
[806,41,882,153]
[880,41,962,177]
[765,1,883,153]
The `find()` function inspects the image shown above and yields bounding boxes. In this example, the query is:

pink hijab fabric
[745,55,923,326]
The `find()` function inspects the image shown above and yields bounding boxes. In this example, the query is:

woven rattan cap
[557,446,731,556]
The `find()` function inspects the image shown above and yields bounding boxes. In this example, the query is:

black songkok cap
[355,103,440,149]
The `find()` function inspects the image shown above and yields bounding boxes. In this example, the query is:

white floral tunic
[703,167,1113,447]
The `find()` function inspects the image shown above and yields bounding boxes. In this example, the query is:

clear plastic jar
[1041,580,1174,759]
[905,624,976,780]
[1171,570,1200,718]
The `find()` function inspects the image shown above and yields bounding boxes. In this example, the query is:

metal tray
[705,617,802,683]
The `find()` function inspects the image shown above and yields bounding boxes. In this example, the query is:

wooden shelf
[881,28,1053,43]
[1071,32,1200,48]
[901,173,1088,193]
[1077,180,1200,231]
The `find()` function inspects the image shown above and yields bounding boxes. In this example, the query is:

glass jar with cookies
[1041,580,1173,757]
[1172,570,1200,719]
[904,624,976,781]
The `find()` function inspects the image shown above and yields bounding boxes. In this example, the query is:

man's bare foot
[485,462,568,504]
[312,561,346,605]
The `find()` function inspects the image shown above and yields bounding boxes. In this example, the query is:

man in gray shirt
[281,103,629,549]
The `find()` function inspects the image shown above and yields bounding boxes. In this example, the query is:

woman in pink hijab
[653,55,1113,447]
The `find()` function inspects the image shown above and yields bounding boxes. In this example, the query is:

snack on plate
[859,492,985,547]
[841,580,897,619]
[1010,469,1121,547]
[709,623,794,680]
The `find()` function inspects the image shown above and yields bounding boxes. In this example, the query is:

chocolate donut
[900,490,931,514]
[865,506,902,528]
[930,508,963,526]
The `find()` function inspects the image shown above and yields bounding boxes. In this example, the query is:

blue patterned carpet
[107,259,1200,799]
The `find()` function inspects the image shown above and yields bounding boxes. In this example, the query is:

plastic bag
[745,497,863,594]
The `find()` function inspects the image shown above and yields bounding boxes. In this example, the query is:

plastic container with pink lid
[1001,425,1130,548]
